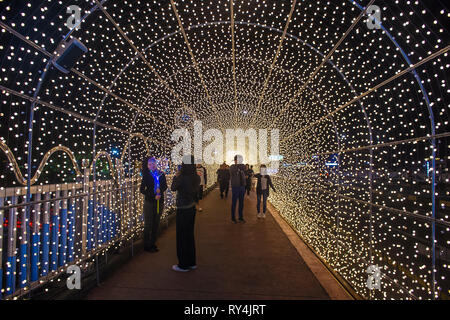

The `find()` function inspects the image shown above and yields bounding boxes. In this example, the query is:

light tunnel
[0,0,449,300]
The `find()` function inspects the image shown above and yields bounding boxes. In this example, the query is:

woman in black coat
[170,155,200,272]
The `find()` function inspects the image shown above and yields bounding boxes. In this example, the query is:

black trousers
[143,199,163,249]
[246,182,251,195]
[219,181,229,197]
[176,206,196,269]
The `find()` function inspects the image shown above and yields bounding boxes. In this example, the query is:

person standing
[196,163,207,212]
[171,155,200,272]
[254,164,276,218]
[229,155,247,223]
[140,157,167,252]
[217,162,230,198]
[245,164,254,196]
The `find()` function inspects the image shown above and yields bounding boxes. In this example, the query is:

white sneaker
[262,213,266,219]
[172,265,190,272]
[257,213,262,218]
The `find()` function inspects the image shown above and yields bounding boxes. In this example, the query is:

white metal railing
[0,168,177,300]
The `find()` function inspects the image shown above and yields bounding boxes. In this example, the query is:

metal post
[94,182,100,286]
[0,196,4,299]
[97,181,101,246]
[130,179,134,257]
[101,181,107,244]
[19,192,28,289]
[115,159,122,239]
[50,190,60,272]
[81,159,90,256]
[105,181,110,243]
[6,195,18,295]
[106,180,111,242]
[41,192,50,276]
[110,180,115,240]
[67,186,76,263]
[93,180,98,249]
[431,139,436,299]
[110,179,115,242]
[24,60,52,288]
[30,192,41,282]
[59,190,68,267]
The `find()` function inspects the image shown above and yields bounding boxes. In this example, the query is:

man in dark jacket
[229,155,247,223]
[140,157,167,252]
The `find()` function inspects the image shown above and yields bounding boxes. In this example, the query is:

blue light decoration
[325,162,338,167]
[111,147,120,157]
[151,168,162,213]
[181,114,190,122]
[325,154,339,167]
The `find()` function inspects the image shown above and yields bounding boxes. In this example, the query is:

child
[254,164,276,218]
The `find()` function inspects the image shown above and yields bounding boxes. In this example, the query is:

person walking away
[217,162,230,198]
[171,155,200,272]
[250,165,255,190]
[245,164,254,196]
[140,157,167,252]
[196,163,207,211]
[217,163,224,198]
[254,164,276,219]
[229,155,247,223]
[223,164,230,198]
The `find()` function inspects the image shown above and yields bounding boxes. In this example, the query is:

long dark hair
[142,157,149,175]
[141,156,154,180]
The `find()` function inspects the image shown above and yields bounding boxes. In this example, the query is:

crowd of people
[139,154,275,272]
[217,155,276,222]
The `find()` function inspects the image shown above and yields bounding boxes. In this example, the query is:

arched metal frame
[0,0,448,300]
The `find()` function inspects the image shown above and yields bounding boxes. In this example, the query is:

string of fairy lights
[0,0,449,300]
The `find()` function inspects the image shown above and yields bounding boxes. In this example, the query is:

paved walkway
[86,188,330,300]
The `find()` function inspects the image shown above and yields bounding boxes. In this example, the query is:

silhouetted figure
[196,163,207,212]
[245,164,254,196]
[229,155,247,223]
[255,164,276,219]
[217,162,230,198]
[140,157,167,252]
[171,155,200,272]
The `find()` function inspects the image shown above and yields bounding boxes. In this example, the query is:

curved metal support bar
[0,141,82,186]
[120,133,151,164]
[349,0,437,298]
[90,151,117,182]
[0,140,134,186]
[94,19,372,135]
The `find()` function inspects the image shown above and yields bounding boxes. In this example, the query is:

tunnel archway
[0,0,449,300]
